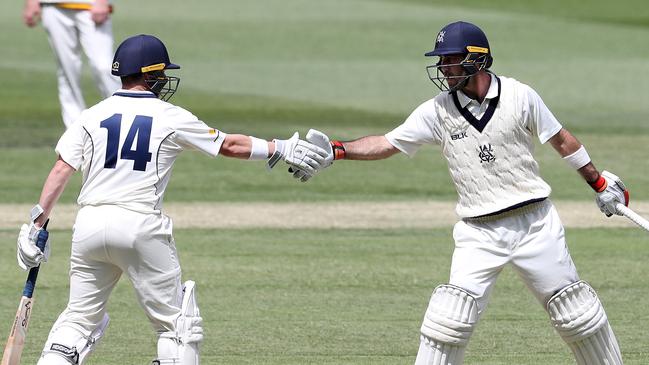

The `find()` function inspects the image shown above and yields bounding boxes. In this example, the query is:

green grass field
[1,0,648,364]
[1,228,647,364]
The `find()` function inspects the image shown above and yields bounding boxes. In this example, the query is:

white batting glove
[17,223,50,270]
[306,129,334,168]
[267,132,328,179]
[289,129,336,182]
[177,315,204,344]
[595,170,629,217]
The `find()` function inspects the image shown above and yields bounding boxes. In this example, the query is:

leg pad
[415,285,479,365]
[547,281,623,365]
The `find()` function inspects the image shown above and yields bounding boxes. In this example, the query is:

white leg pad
[547,281,623,365]
[154,281,203,365]
[415,285,479,365]
[38,313,110,365]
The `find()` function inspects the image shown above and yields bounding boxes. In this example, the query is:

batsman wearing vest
[298,21,629,365]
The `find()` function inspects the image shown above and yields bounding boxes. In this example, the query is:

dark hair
[120,73,144,85]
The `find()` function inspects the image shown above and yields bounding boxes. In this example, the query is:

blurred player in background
[23,0,120,128]
[300,21,627,365]
[15,34,326,365]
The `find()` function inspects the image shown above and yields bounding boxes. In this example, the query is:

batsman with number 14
[11,33,326,365]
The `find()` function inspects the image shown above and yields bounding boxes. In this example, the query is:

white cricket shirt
[385,74,563,218]
[56,90,226,214]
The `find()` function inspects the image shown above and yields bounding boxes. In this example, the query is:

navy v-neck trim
[451,76,501,133]
[113,92,157,98]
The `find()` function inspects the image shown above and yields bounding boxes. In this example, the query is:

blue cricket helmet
[111,34,180,77]
[425,21,493,92]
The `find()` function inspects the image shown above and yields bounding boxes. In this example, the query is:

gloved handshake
[267,130,336,182]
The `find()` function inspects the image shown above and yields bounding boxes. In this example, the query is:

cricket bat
[1,220,49,365]
[616,203,649,233]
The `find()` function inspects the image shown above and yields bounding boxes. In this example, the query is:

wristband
[331,140,346,160]
[249,136,269,161]
[588,175,607,193]
[563,145,591,170]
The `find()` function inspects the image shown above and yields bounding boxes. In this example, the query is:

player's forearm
[549,128,582,157]
[35,158,75,227]
[220,134,273,160]
[549,128,600,183]
[339,135,400,160]
[576,163,600,184]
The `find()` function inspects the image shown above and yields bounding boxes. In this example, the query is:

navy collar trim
[451,76,501,133]
[113,91,157,98]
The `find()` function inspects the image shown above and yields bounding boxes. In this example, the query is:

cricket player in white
[300,22,629,365]
[16,34,327,365]
[23,0,121,128]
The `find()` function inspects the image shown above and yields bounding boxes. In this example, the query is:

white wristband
[249,136,269,160]
[563,145,591,169]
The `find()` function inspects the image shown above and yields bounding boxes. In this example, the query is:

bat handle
[22,219,49,299]
[616,204,649,232]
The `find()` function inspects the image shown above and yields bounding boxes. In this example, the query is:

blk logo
[478,144,495,163]
[451,132,467,141]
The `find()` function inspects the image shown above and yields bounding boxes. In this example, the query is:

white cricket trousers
[41,5,120,128]
[449,199,579,314]
[48,205,183,339]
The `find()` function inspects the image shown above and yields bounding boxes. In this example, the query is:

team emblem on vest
[478,144,495,163]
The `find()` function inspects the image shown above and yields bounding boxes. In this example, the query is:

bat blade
[2,220,48,365]
[1,296,33,365]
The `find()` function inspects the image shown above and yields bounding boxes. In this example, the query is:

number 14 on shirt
[100,114,153,171]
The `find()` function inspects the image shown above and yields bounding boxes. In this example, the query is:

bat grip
[616,204,649,232]
[23,220,49,298]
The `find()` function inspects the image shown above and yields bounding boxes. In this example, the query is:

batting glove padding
[289,129,336,182]
[595,171,629,217]
[16,223,50,270]
[268,132,328,180]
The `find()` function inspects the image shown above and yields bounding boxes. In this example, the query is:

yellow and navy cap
[111,34,180,77]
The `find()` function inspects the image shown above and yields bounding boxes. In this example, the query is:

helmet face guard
[145,71,180,101]
[426,52,492,92]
